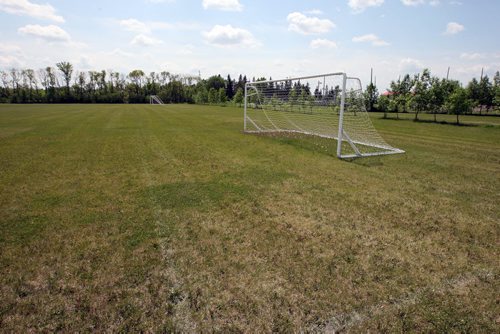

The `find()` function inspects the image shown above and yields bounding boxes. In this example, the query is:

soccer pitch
[0,104,498,332]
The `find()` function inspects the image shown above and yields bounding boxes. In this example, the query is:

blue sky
[0,0,499,90]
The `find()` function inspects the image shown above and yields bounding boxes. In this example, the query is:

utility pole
[446,67,450,80]
[480,67,484,80]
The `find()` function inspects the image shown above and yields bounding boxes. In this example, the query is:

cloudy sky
[0,0,499,90]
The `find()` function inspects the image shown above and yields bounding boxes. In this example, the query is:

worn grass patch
[0,104,498,332]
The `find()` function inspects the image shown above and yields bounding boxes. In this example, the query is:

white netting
[244,73,403,158]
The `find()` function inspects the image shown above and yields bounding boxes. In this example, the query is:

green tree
[289,88,297,111]
[410,69,431,121]
[56,61,73,99]
[445,86,472,124]
[226,75,234,100]
[478,75,494,114]
[233,88,244,107]
[208,88,218,104]
[128,70,145,94]
[45,67,57,103]
[376,95,390,119]
[389,74,413,119]
[364,82,378,112]
[493,71,500,110]
[218,87,227,104]
[466,78,480,114]
[164,80,185,103]
[195,86,208,104]
[206,75,225,91]
[299,89,308,112]
[428,77,445,122]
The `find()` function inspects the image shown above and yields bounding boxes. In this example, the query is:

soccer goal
[244,72,404,159]
[150,95,164,105]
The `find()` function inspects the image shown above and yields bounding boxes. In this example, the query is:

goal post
[244,73,404,159]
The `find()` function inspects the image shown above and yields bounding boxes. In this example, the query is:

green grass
[0,104,498,332]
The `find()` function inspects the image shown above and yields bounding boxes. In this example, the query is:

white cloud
[118,18,195,33]
[287,12,335,35]
[119,19,151,33]
[0,43,22,54]
[203,24,259,48]
[401,0,442,6]
[455,64,490,76]
[444,22,464,35]
[352,33,389,46]
[177,44,195,55]
[399,57,423,73]
[310,39,337,49]
[77,56,92,69]
[131,34,164,46]
[305,9,323,15]
[0,55,24,68]
[273,59,285,67]
[348,0,384,13]
[202,0,243,11]
[18,24,71,42]
[0,44,25,68]
[401,0,425,6]
[460,53,484,60]
[0,0,64,22]
[107,48,134,58]
[146,0,175,3]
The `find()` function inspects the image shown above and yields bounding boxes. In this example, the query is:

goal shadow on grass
[249,132,386,166]
[379,116,482,127]
[250,132,338,157]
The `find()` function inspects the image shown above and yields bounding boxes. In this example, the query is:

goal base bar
[244,130,405,159]
[339,149,405,159]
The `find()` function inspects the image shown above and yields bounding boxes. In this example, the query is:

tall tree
[10,68,20,92]
[128,70,145,94]
[445,86,472,124]
[410,69,431,121]
[226,74,234,100]
[56,61,73,97]
[364,82,378,112]
[493,71,500,110]
[466,78,480,113]
[478,75,493,114]
[233,88,244,107]
[428,77,446,122]
[206,75,225,91]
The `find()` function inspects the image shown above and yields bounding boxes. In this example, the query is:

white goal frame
[244,72,404,159]
[150,95,164,105]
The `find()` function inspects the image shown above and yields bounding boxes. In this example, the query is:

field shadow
[350,157,384,167]
[250,132,339,158]
[143,167,293,211]
[379,116,481,127]
[247,132,396,167]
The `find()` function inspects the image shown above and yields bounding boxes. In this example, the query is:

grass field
[0,104,499,332]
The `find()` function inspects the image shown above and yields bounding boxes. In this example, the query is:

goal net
[150,95,164,105]
[244,73,404,159]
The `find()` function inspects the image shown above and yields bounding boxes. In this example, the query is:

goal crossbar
[244,72,404,159]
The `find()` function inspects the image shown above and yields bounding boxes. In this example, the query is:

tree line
[0,62,250,106]
[1,62,499,124]
[365,69,500,124]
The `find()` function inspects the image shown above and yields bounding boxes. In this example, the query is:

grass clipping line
[141,156,197,332]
